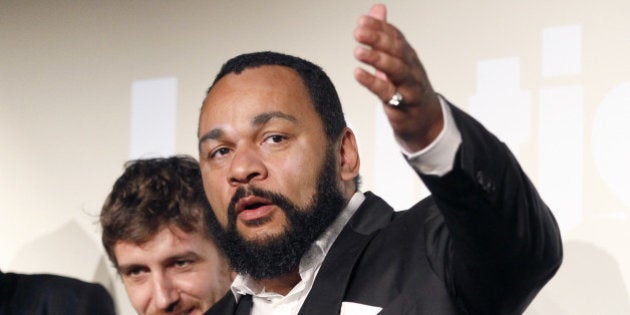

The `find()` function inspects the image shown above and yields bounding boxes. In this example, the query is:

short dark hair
[100,155,213,268]
[207,51,347,142]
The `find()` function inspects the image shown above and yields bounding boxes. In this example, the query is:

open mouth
[236,195,273,215]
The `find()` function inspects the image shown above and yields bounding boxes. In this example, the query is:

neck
[260,267,301,296]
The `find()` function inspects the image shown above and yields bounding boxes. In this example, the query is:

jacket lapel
[298,192,393,315]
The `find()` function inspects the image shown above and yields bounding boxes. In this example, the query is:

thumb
[368,3,387,22]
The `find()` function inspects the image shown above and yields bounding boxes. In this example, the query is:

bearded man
[198,4,562,315]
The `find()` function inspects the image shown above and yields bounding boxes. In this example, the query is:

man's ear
[338,127,360,182]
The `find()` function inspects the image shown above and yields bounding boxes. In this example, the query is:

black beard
[208,147,346,280]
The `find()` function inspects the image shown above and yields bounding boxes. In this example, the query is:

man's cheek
[208,205,228,228]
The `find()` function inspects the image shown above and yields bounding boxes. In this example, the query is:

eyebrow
[252,111,297,126]
[117,251,201,272]
[198,111,297,149]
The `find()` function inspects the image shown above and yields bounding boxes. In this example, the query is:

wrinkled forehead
[199,65,320,132]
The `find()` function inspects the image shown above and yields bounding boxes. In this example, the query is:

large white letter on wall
[129,77,178,159]
[592,82,630,209]
[539,86,584,231]
[469,57,532,157]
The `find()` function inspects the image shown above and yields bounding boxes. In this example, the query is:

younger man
[100,155,231,315]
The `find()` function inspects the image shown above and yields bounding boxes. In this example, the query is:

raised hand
[353,4,443,152]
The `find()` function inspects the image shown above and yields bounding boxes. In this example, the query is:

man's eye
[265,135,286,144]
[174,260,192,268]
[210,147,230,158]
[125,268,146,278]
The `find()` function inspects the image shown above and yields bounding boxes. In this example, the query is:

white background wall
[2,1,629,313]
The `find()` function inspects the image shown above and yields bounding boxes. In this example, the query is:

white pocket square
[340,301,382,315]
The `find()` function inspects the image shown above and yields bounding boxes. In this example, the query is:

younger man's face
[114,225,231,315]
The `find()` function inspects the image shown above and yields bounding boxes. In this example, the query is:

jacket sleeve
[419,101,563,314]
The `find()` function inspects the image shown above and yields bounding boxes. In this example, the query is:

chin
[240,227,287,245]
[237,216,288,240]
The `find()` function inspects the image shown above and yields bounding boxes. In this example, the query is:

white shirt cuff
[402,95,462,176]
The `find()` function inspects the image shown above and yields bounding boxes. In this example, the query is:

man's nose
[151,274,180,311]
[228,146,267,185]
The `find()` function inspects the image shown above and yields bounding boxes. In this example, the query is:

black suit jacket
[0,271,116,315]
[206,103,563,314]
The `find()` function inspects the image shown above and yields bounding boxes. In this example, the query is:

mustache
[226,186,300,225]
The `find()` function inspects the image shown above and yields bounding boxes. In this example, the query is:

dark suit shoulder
[2,273,115,315]
[205,291,237,315]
